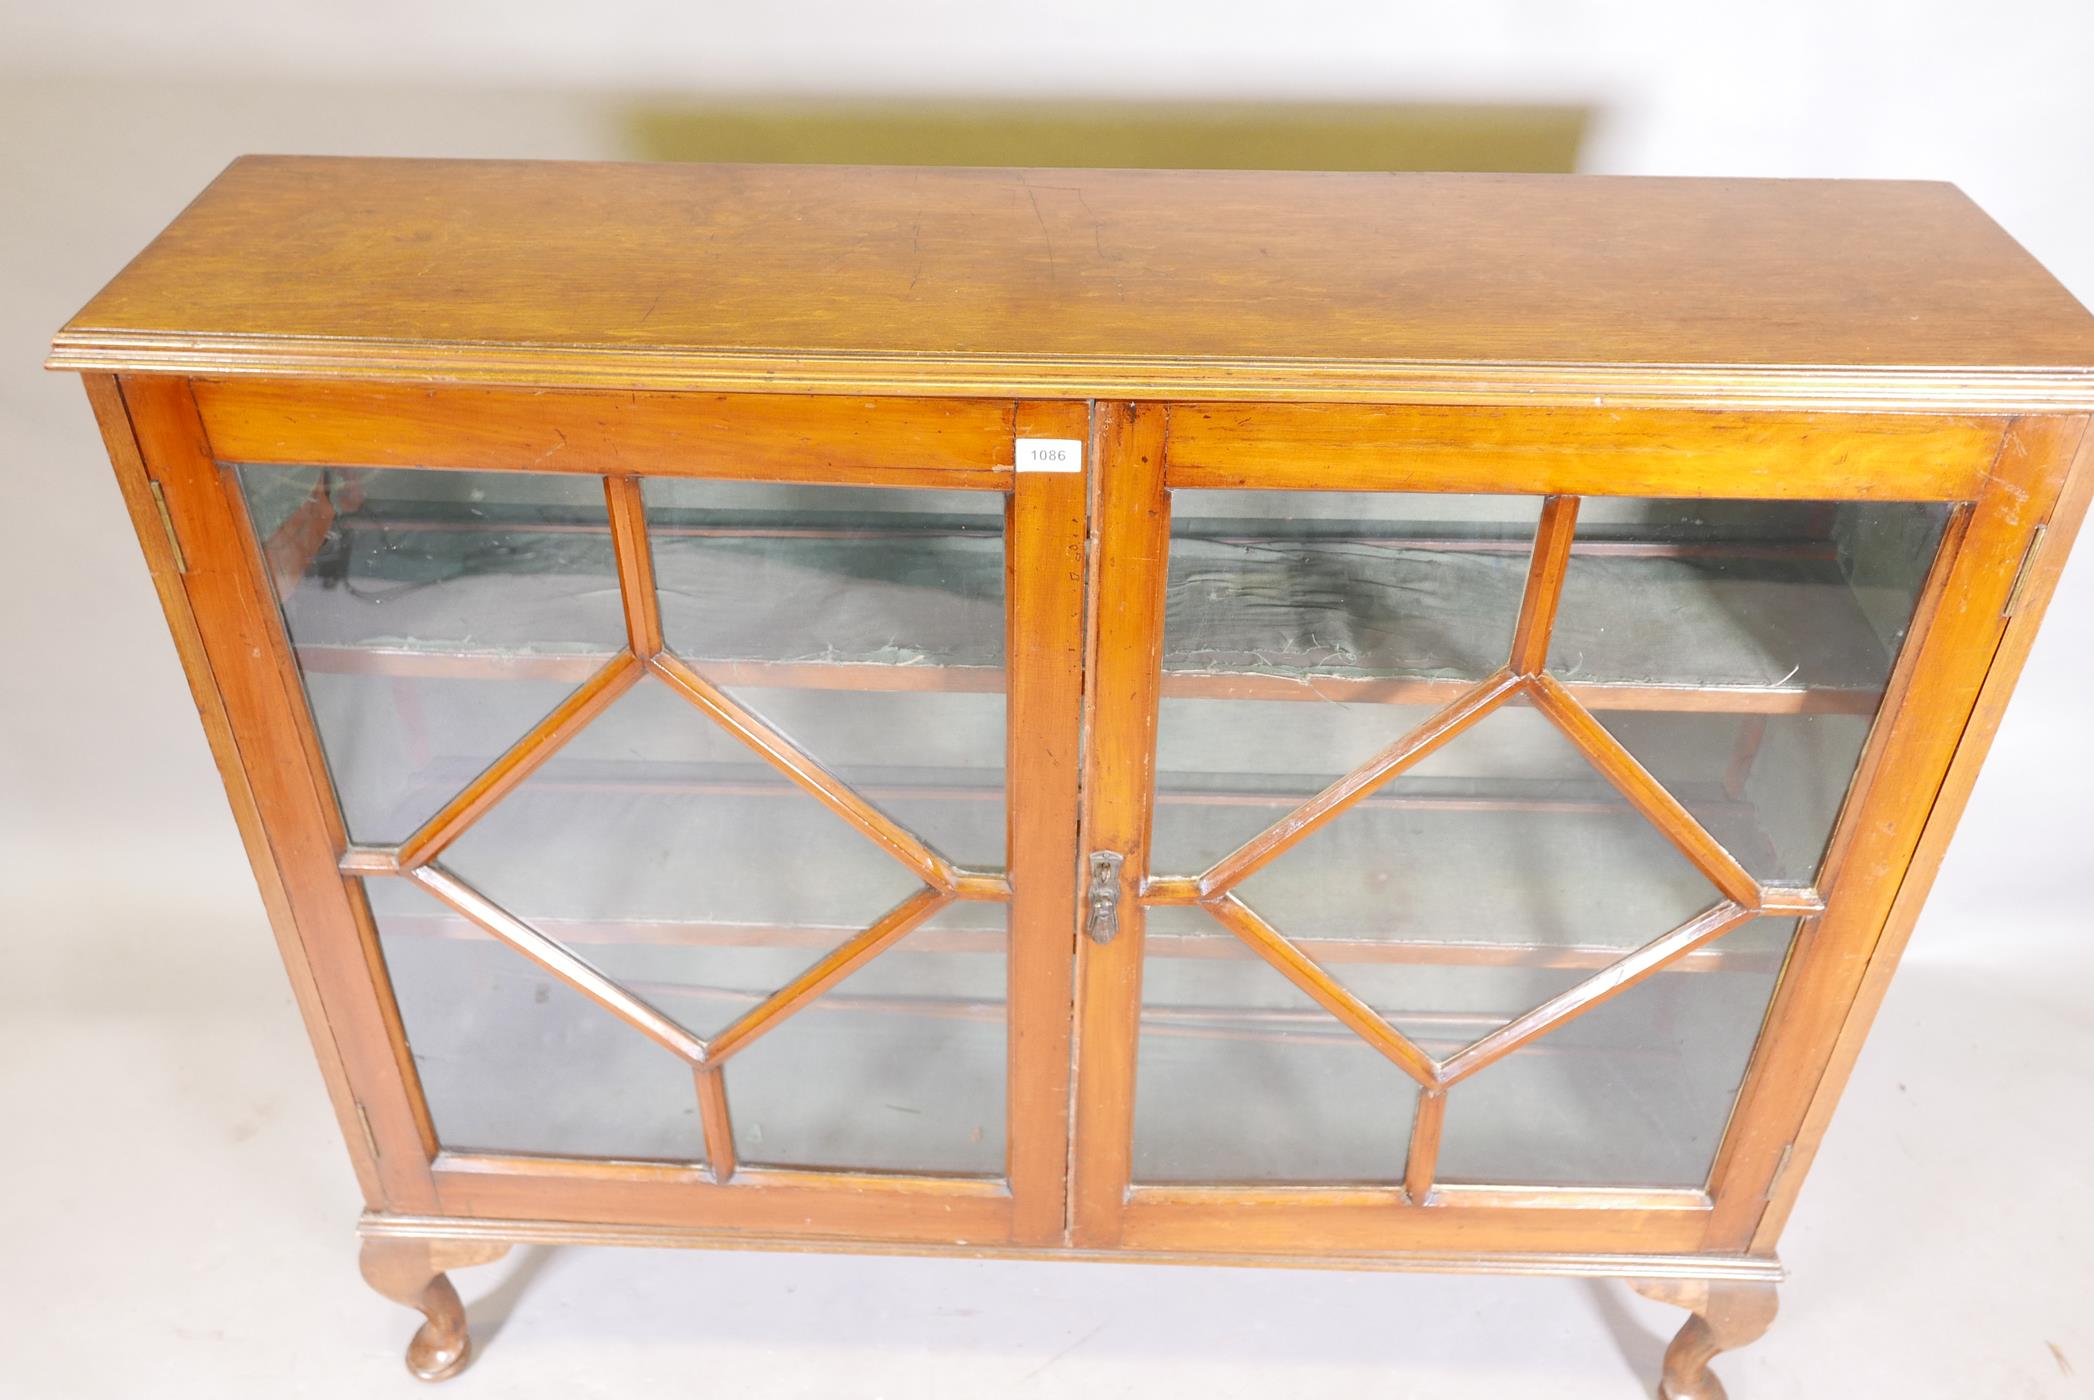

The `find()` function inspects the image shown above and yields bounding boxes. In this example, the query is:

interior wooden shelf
[357,762,1790,975]
[375,934,1716,1063]
[280,520,1896,716]
[372,903,1784,975]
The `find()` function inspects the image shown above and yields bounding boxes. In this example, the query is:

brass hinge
[1086,850,1125,944]
[353,1099,382,1165]
[2002,523,2047,619]
[1762,1142,1795,1202]
[147,480,189,574]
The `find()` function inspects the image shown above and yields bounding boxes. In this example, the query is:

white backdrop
[3,8,2092,1397]
[10,0,2094,287]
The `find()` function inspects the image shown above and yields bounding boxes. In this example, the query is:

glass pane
[243,464,1016,1176]
[731,904,1007,1175]
[1165,490,1542,684]
[1550,499,1950,883]
[1595,710,1878,885]
[1438,934,1794,1189]
[1548,499,1947,691]
[721,687,1006,870]
[1133,485,1890,1189]
[1154,701,1756,1057]
[1150,697,1427,879]
[1136,490,1545,1181]
[369,878,705,1162]
[1134,948,1416,1183]
[298,671,580,843]
[237,463,624,843]
[1232,706,1721,960]
[1131,912,1792,1187]
[1152,490,1542,878]
[644,480,1006,867]
[439,679,938,1043]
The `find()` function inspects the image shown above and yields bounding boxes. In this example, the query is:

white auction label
[1015,438,1083,473]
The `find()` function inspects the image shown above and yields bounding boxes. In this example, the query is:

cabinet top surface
[49,154,2094,408]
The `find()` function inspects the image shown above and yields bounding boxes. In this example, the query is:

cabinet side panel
[85,373,391,1209]
[1747,414,2094,1251]
[118,373,440,1212]
[1704,414,2088,1249]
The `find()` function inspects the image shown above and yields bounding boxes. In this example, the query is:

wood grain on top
[49,155,2094,408]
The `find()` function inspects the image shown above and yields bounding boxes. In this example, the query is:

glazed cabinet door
[1071,402,2069,1257]
[122,377,1087,1247]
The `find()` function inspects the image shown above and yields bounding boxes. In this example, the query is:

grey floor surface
[4,72,2093,1398]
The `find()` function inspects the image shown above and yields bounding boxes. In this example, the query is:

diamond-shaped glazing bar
[648,651,957,890]
[1436,899,1760,1086]
[707,884,953,1064]
[1526,673,1762,908]
[1201,893,1440,1088]
[1197,667,1523,897]
[601,472,962,893]
[1509,495,1581,675]
[409,864,710,1064]
[393,651,645,870]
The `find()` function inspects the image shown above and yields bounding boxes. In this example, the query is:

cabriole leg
[1626,1277,1778,1400]
[358,1236,512,1381]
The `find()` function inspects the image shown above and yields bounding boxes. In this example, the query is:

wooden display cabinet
[50,157,2094,1397]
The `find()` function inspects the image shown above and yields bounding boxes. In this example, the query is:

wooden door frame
[91,373,2092,1263]
[1069,400,2087,1261]
[1704,412,2092,1249]
[100,373,1090,1248]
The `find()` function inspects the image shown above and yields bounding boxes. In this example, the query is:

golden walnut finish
[54,158,2094,1392]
